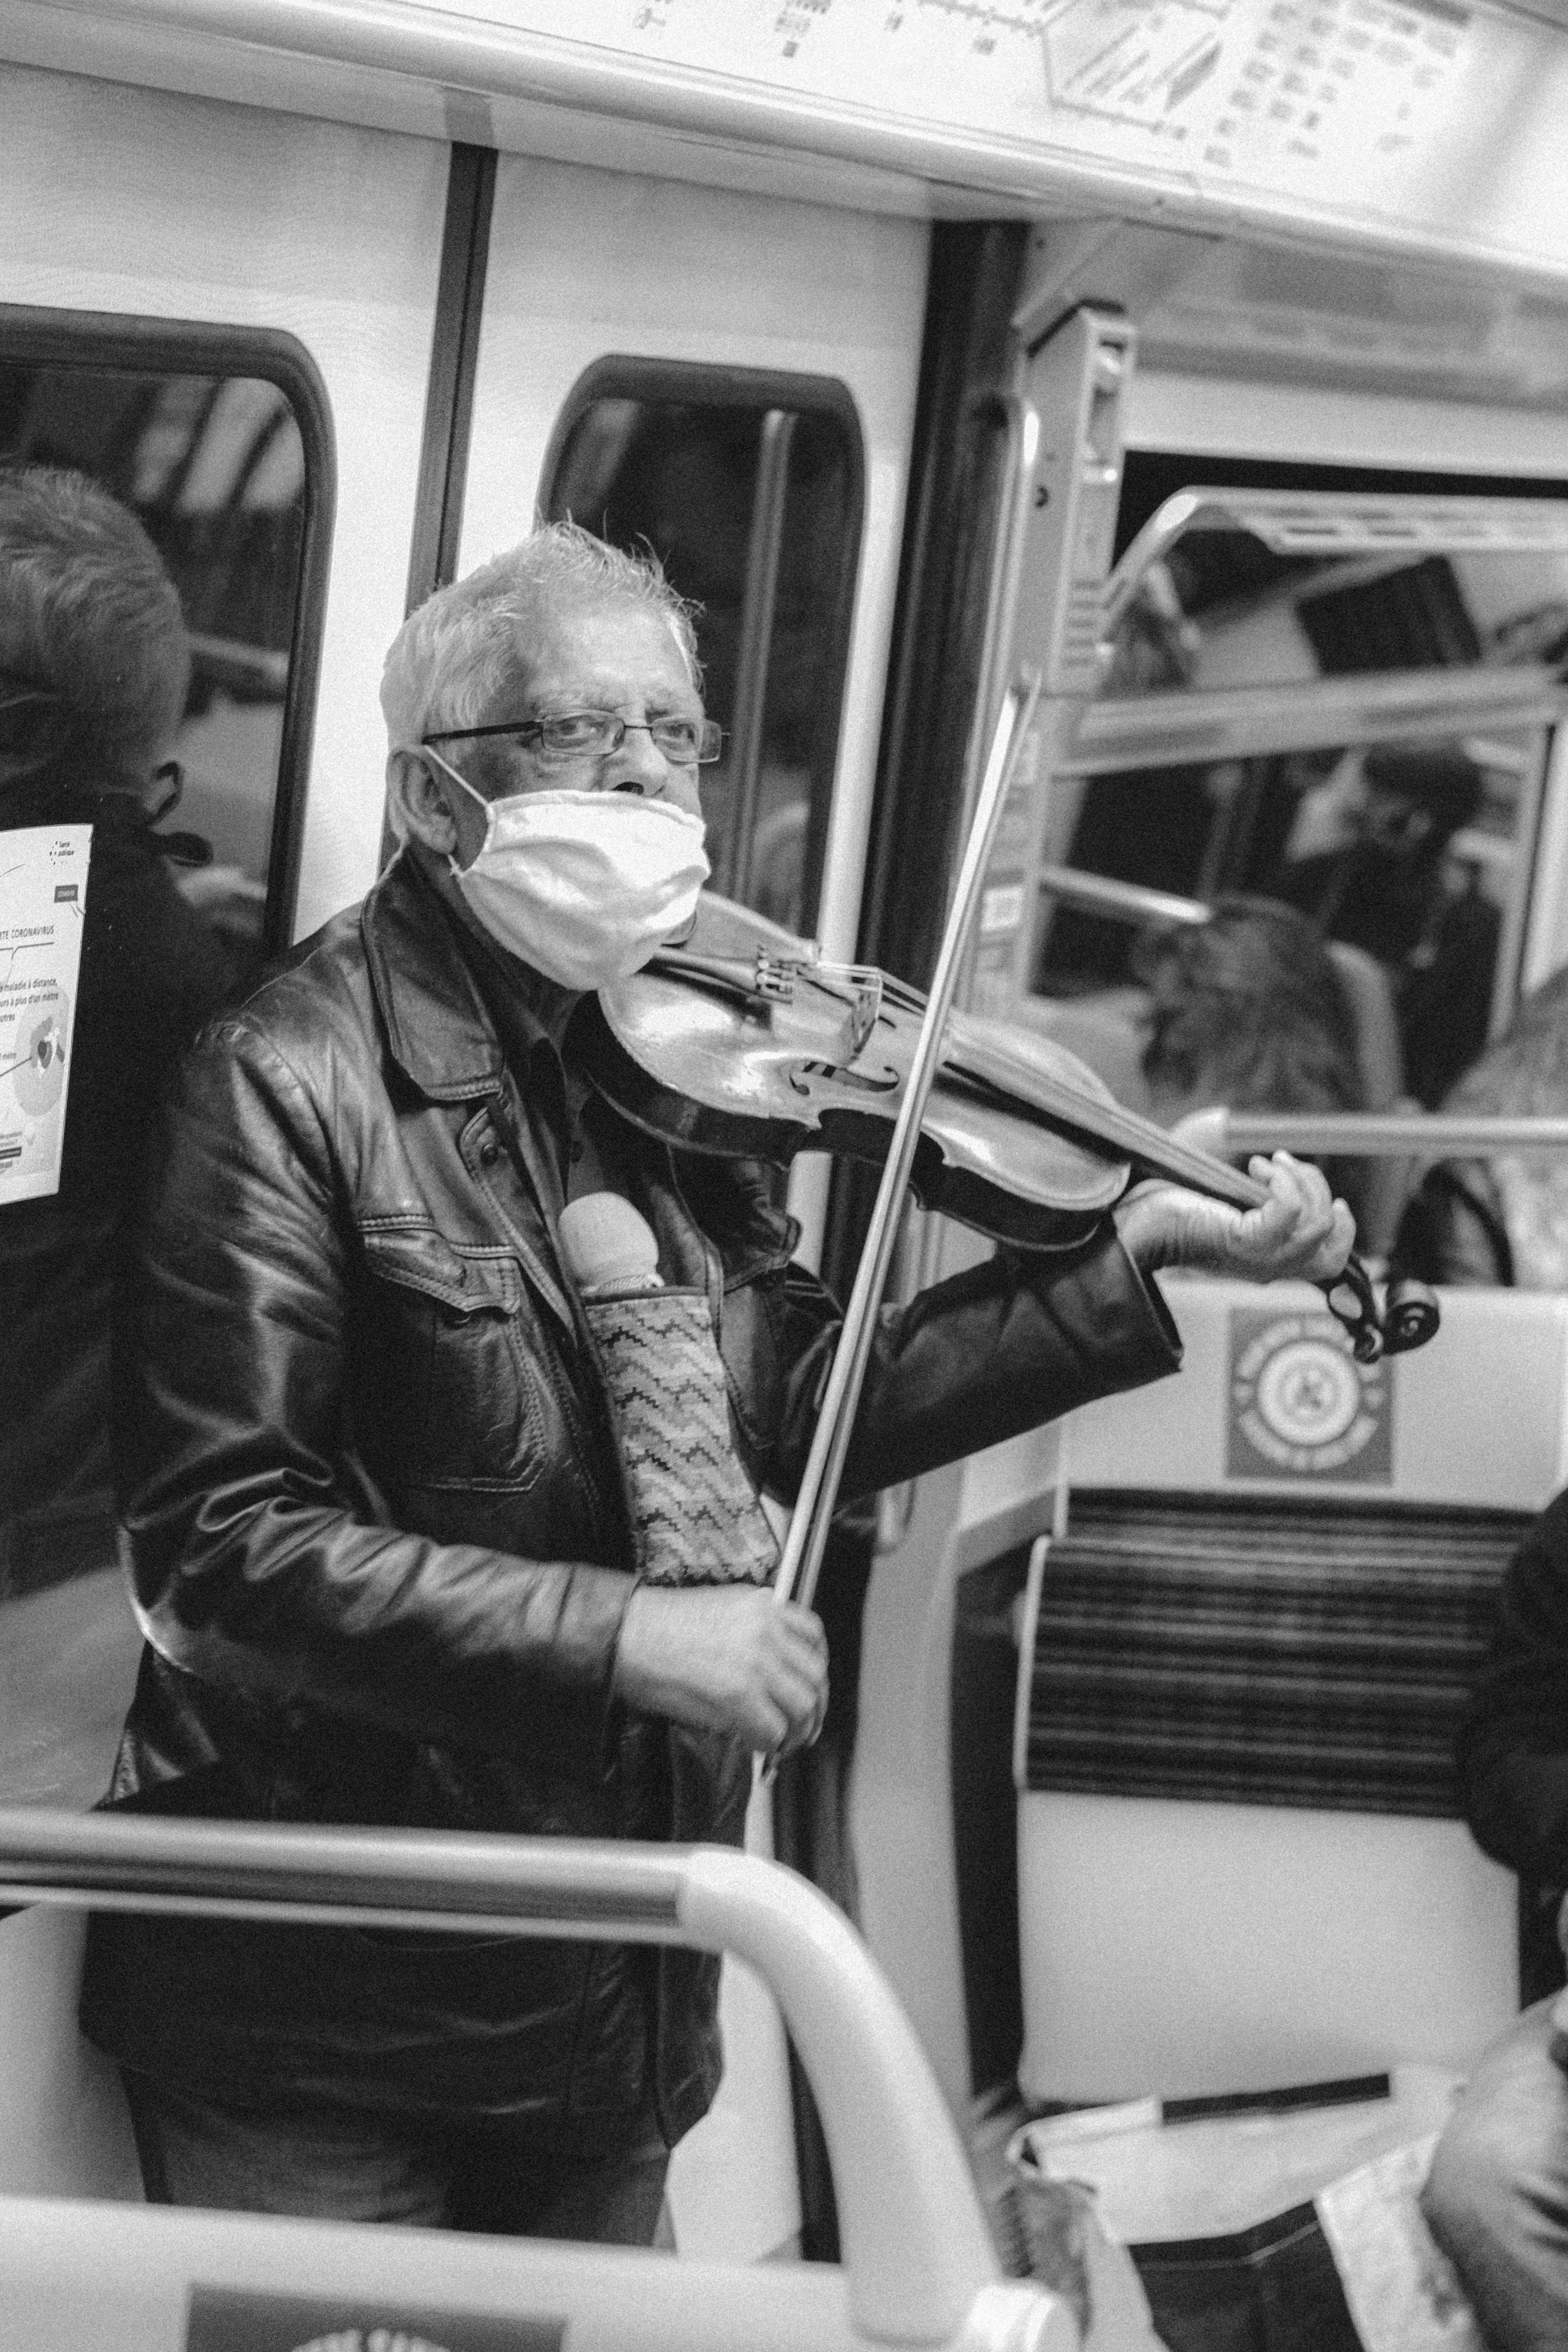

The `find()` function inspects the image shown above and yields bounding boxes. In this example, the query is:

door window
[0,320,331,1807]
[542,361,863,938]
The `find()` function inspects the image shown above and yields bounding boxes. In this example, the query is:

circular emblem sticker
[1228,1309,1390,1481]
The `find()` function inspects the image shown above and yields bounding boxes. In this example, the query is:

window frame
[539,354,865,938]
[0,302,337,956]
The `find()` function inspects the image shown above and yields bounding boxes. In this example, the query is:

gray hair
[380,520,700,753]
[0,464,189,786]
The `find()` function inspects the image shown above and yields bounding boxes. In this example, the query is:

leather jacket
[82,852,1179,2141]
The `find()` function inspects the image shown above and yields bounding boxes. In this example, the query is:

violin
[568,888,1438,1369]
[577,675,1438,1652]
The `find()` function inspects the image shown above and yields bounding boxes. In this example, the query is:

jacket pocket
[358,1225,546,1490]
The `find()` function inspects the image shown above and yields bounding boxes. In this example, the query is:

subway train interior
[5,2,1568,2347]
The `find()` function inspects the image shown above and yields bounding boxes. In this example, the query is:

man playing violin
[83,522,1353,2238]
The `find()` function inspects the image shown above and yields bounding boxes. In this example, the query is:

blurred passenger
[1135,895,1368,1221]
[1272,743,1498,1106]
[0,465,229,1588]
[1421,1485,1568,2350]
[1392,962,1568,1290]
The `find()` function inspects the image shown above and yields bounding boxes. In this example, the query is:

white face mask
[427,754,709,992]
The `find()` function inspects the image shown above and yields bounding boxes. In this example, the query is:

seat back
[1325,940,1404,1114]
[1325,939,1415,1255]
[1013,1281,1568,2102]
[0,1905,142,2201]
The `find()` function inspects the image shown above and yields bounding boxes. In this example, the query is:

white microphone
[557,1193,663,1302]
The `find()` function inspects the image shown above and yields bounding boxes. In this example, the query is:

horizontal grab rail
[0,1808,688,1934]
[1063,664,1565,776]
[1036,863,1208,928]
[1192,1111,1568,1159]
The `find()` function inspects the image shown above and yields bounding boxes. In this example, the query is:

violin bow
[771,668,1046,1626]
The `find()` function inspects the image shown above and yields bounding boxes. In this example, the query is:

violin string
[805,959,924,1014]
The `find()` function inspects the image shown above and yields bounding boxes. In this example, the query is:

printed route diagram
[0,825,90,1204]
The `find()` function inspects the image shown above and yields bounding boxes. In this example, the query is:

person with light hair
[83,519,1354,2237]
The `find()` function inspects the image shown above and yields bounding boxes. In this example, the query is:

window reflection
[1097,454,1568,707]
[0,357,314,1810]
[1036,474,1568,1141]
[546,379,861,937]
[1036,729,1527,1113]
[1099,535,1565,697]
[3,363,306,951]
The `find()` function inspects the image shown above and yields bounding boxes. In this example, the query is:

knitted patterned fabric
[585,1287,779,1587]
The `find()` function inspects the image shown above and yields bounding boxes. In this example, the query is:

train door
[458,158,926,979]
[451,155,930,2258]
[0,56,450,2193]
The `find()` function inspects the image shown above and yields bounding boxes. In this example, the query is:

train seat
[0,1905,141,2201]
[1323,941,1413,1255]
[1324,940,1404,1118]
[0,1564,145,2204]
[1012,1278,1567,2105]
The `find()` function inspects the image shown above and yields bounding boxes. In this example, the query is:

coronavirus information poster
[0,824,91,1204]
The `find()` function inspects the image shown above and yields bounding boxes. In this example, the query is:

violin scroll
[1298,1259,1443,1365]
[1383,1273,1442,1356]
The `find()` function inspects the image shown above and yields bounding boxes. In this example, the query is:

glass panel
[546,389,858,936]
[749,411,855,932]
[1105,539,1568,698]
[0,359,313,1808]
[1034,726,1536,1118]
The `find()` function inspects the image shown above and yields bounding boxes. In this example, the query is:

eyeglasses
[421,711,724,766]
[147,759,185,826]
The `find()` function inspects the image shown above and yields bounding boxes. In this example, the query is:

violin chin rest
[685,888,818,967]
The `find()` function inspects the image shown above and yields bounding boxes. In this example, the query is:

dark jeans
[1130,2205,1362,2352]
[122,2071,673,2245]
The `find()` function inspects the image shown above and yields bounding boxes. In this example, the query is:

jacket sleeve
[1455,1488,1568,1892]
[117,1014,632,1774]
[759,1222,1181,1502]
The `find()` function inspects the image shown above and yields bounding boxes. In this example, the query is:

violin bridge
[788,957,885,1059]
[847,973,882,1058]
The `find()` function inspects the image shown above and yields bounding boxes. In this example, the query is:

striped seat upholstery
[1021,1491,1530,1817]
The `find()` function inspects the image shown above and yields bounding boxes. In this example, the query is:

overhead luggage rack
[1017,1490,1529,1819]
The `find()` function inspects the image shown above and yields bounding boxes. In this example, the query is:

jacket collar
[361,850,507,1102]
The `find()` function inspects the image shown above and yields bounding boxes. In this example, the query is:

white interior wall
[0,64,449,941]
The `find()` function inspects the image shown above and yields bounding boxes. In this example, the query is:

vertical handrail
[722,407,797,900]
[771,669,1043,1623]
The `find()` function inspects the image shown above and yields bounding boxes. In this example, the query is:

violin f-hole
[787,1058,900,1098]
